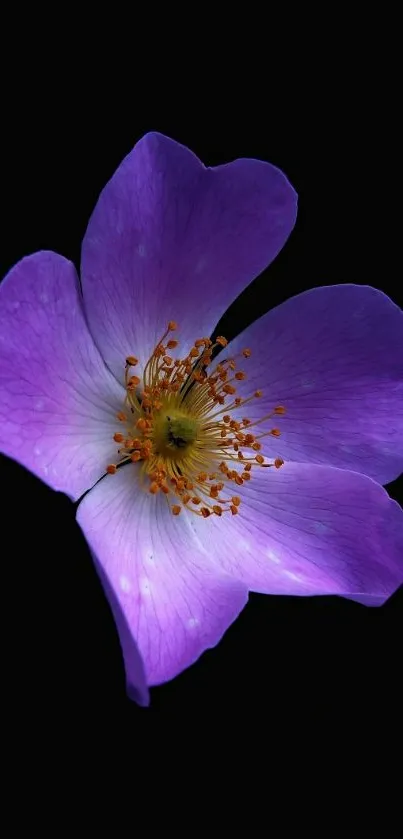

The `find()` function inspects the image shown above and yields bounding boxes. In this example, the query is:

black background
[1,84,402,723]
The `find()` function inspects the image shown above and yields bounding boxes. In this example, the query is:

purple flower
[1,132,402,705]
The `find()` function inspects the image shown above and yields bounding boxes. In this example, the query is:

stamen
[106,323,285,517]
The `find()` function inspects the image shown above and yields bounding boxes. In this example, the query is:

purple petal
[189,463,402,605]
[89,550,149,705]
[76,467,248,686]
[80,132,297,381]
[225,285,403,483]
[0,252,125,500]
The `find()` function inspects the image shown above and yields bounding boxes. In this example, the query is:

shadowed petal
[189,462,403,605]
[225,285,403,483]
[0,252,125,500]
[90,552,149,705]
[81,132,297,381]
[77,466,248,686]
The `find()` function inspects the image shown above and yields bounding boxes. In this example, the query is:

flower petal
[89,550,149,705]
[189,462,403,605]
[80,132,297,380]
[76,466,248,686]
[225,285,403,483]
[0,252,125,500]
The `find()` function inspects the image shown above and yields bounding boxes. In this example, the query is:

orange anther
[215,336,228,347]
[116,411,127,422]
[113,433,124,443]
[242,348,251,358]
[223,384,236,395]
[168,321,178,331]
[255,454,265,464]
[172,505,182,515]
[274,458,284,469]
[235,371,246,380]
[131,451,141,462]
[189,347,199,357]
[213,505,223,516]
[201,507,211,518]
[271,428,281,437]
[167,339,178,349]
[254,390,262,398]
[126,356,138,366]
[230,505,239,515]
[252,441,262,451]
[106,464,117,474]
[232,496,241,506]
[274,406,286,415]
[149,482,160,494]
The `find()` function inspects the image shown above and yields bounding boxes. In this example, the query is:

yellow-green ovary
[154,412,199,458]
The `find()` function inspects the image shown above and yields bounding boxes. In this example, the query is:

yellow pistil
[106,323,286,517]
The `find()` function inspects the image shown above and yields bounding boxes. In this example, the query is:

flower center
[152,411,199,459]
[106,322,285,517]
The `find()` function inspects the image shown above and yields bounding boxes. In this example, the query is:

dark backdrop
[1,95,401,721]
